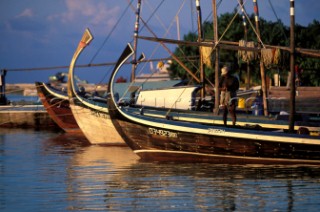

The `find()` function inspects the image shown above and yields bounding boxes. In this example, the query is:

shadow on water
[1,129,320,211]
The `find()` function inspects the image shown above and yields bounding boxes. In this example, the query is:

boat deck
[127,106,320,133]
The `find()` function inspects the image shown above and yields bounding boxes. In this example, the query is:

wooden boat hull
[109,107,320,164]
[69,102,124,145]
[66,29,125,145]
[35,82,81,133]
[108,44,320,165]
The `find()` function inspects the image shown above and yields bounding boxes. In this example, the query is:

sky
[0,0,319,84]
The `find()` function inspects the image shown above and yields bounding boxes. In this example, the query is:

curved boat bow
[67,28,124,145]
[108,43,320,165]
[35,82,81,133]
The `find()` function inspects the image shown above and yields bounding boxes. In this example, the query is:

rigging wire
[177,0,224,79]
[236,0,266,48]
[267,0,288,41]
[3,57,185,72]
[134,0,186,77]
[133,0,224,88]
[4,0,134,79]
[88,0,133,65]
[144,0,169,38]
[197,0,249,70]
[119,0,181,99]
[126,1,213,113]
[190,0,195,33]
[83,0,133,92]
[137,0,165,36]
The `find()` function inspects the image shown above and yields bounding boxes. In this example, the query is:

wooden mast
[195,0,205,99]
[0,69,7,105]
[130,1,201,83]
[253,0,268,116]
[131,0,142,82]
[240,0,251,90]
[289,0,296,132]
[212,0,220,115]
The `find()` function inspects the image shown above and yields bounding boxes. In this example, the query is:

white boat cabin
[135,86,201,110]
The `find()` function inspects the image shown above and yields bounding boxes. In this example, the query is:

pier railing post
[0,69,7,105]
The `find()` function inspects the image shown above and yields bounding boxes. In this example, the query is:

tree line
[169,12,320,87]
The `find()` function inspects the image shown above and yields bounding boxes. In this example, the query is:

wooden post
[253,0,268,116]
[289,0,296,132]
[212,0,220,115]
[131,0,142,82]
[195,0,205,99]
[0,69,7,105]
[240,0,250,90]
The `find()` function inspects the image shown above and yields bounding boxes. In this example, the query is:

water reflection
[99,163,320,211]
[43,132,140,211]
[1,129,320,211]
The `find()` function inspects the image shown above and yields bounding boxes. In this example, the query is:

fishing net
[261,48,281,67]
[200,46,213,68]
[238,40,257,62]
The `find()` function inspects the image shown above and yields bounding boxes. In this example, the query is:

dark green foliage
[169,12,320,86]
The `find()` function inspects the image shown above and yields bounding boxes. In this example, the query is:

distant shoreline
[5,83,108,96]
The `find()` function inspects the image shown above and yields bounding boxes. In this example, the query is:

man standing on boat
[219,66,239,126]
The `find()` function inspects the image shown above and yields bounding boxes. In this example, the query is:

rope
[236,0,266,49]
[267,0,287,41]
[273,48,281,65]
[115,0,173,102]
[123,0,204,116]
[200,46,213,68]
[195,4,242,78]
[261,47,281,67]
[238,40,257,62]
[89,0,133,65]
[261,48,273,67]
[0,88,26,95]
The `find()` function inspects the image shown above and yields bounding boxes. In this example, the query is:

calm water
[1,128,320,211]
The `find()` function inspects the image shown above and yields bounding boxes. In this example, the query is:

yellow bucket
[238,98,245,109]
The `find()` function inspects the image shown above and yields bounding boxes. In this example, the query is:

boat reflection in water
[2,130,319,211]
[101,163,320,211]
[46,134,320,211]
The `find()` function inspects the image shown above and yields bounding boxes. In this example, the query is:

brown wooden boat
[107,43,320,165]
[35,82,82,133]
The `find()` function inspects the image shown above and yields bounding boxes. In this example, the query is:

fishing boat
[66,28,187,144]
[35,82,81,133]
[108,43,320,165]
[106,0,320,164]
[105,0,318,134]
[67,28,125,145]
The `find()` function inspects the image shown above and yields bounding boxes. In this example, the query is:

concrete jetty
[0,105,60,130]
[2,83,107,130]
